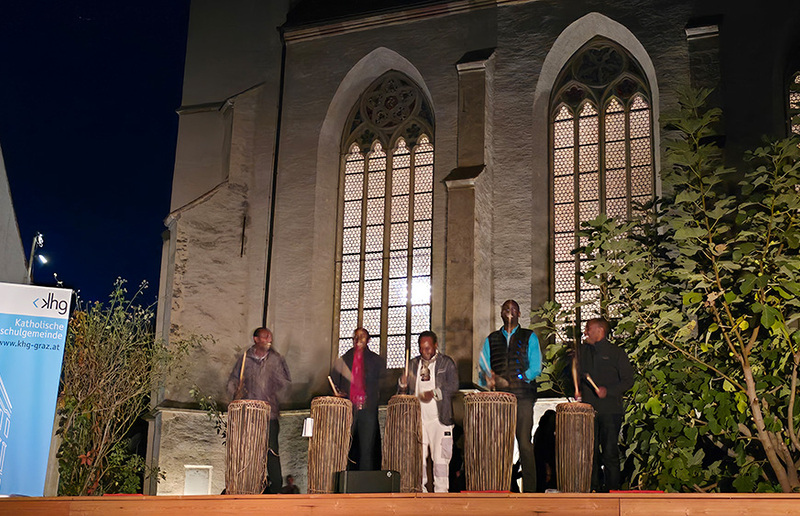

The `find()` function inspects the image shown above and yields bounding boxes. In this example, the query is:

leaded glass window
[550,38,654,335]
[336,72,434,369]
[790,71,800,137]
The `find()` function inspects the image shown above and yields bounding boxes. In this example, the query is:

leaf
[740,274,757,295]
[761,305,779,328]
[683,292,703,305]
[676,320,697,340]
[687,449,705,468]
[707,416,722,434]
[735,392,748,414]
[783,281,800,297]
[675,189,701,203]
[722,380,735,392]
[645,396,663,415]
[724,291,739,304]
[733,473,755,492]
[675,226,708,240]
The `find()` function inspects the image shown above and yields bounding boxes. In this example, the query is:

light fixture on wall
[26,232,47,284]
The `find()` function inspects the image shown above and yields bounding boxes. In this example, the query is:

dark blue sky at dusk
[0,1,190,304]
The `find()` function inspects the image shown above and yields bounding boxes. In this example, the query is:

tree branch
[743,358,794,491]
[789,354,800,453]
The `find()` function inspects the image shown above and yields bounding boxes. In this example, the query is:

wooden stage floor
[3,492,800,516]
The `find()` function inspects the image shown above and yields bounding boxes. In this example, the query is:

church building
[147,0,800,495]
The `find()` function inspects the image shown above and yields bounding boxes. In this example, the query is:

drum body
[307,396,353,494]
[555,402,595,493]
[381,394,422,493]
[463,391,517,491]
[225,399,271,494]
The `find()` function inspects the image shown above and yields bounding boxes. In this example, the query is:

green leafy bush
[57,279,196,495]
[534,87,800,492]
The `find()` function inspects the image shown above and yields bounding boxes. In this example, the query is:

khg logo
[33,292,69,315]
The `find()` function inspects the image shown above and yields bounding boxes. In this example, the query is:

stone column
[445,50,494,387]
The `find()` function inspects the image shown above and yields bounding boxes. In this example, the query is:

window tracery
[550,38,654,335]
[336,73,434,368]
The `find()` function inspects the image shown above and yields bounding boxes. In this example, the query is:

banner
[0,282,72,497]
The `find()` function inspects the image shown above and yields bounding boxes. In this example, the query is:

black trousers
[350,407,381,471]
[591,412,623,492]
[266,419,282,493]
[515,393,536,493]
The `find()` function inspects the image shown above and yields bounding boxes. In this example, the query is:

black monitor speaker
[333,470,401,493]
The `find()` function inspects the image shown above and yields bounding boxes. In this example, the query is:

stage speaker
[333,470,401,493]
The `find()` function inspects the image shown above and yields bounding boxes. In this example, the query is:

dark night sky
[0,1,190,304]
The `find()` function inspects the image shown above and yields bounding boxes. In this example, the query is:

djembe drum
[225,399,271,494]
[382,394,423,493]
[463,391,517,491]
[555,402,595,493]
[307,396,353,494]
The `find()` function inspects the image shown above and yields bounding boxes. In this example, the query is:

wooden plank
[619,493,800,516]
[2,493,617,516]
[2,492,800,516]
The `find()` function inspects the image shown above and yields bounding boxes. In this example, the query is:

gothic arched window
[789,71,800,137]
[550,38,654,333]
[335,72,434,368]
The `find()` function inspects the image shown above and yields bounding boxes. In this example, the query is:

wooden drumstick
[584,373,601,395]
[235,351,247,400]
[571,352,581,401]
[327,375,340,396]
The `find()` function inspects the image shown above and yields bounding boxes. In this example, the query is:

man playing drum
[577,317,634,492]
[226,327,292,493]
[331,327,386,470]
[398,331,459,492]
[478,299,542,493]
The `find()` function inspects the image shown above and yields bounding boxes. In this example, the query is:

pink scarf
[350,346,367,407]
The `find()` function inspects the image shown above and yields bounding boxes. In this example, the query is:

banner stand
[0,282,72,497]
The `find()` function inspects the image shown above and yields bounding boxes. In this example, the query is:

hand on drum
[493,373,509,390]
[418,390,434,402]
[399,374,408,389]
[233,385,245,401]
[487,371,496,390]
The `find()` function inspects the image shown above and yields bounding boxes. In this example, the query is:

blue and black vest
[488,326,536,395]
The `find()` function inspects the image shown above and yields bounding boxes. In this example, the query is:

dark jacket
[331,346,386,412]
[578,338,634,415]
[226,346,291,420]
[398,352,459,425]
